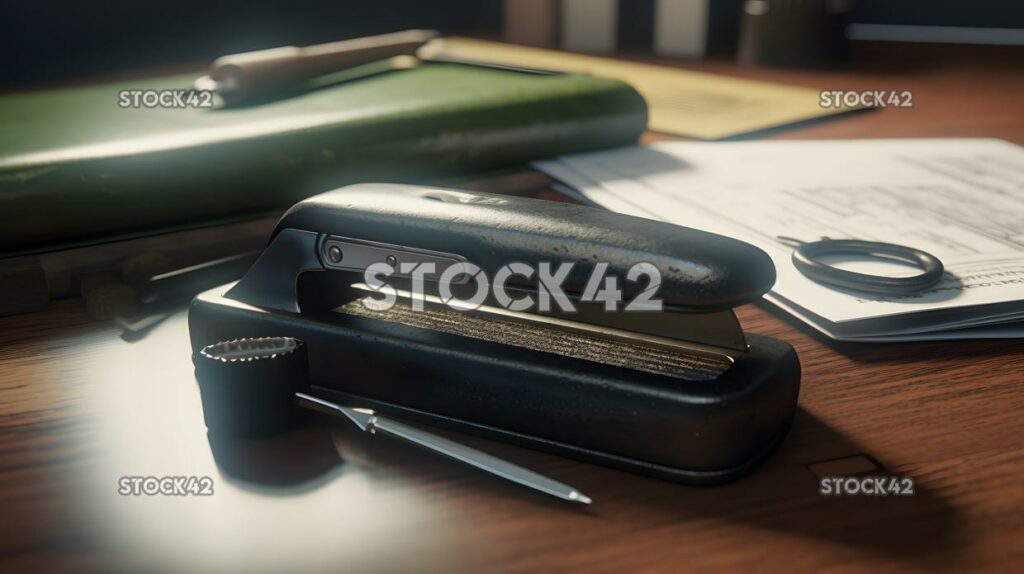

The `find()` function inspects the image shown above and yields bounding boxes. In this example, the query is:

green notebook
[0,62,646,255]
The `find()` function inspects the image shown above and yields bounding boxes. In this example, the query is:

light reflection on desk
[75,312,457,572]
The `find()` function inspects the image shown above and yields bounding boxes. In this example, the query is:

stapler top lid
[223,183,776,352]
[262,183,776,312]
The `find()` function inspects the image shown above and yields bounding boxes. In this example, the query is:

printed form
[536,139,1024,341]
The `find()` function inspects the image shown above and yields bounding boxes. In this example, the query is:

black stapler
[188,183,800,484]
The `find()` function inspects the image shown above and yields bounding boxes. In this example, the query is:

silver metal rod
[294,392,592,504]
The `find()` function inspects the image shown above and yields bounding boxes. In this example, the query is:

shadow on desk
[207,404,967,566]
[577,408,967,564]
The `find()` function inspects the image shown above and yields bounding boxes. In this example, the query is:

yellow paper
[427,38,860,140]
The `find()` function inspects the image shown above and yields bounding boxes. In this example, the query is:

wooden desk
[3,46,1023,573]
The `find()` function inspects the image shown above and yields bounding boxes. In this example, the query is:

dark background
[3,0,1022,89]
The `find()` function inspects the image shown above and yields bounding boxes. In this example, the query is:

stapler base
[189,284,801,485]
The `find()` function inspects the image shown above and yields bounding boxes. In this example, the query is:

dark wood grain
[2,45,1024,573]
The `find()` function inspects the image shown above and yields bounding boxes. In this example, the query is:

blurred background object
[3,0,1024,89]
[560,0,618,54]
[738,0,853,68]
[503,0,558,47]
[654,0,712,58]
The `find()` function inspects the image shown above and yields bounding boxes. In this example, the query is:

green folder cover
[0,62,646,255]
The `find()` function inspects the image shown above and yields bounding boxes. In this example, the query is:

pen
[195,29,440,105]
[294,392,592,505]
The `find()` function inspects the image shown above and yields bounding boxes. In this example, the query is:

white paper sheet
[535,139,1024,341]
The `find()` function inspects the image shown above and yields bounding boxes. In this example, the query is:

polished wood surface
[2,46,1024,573]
